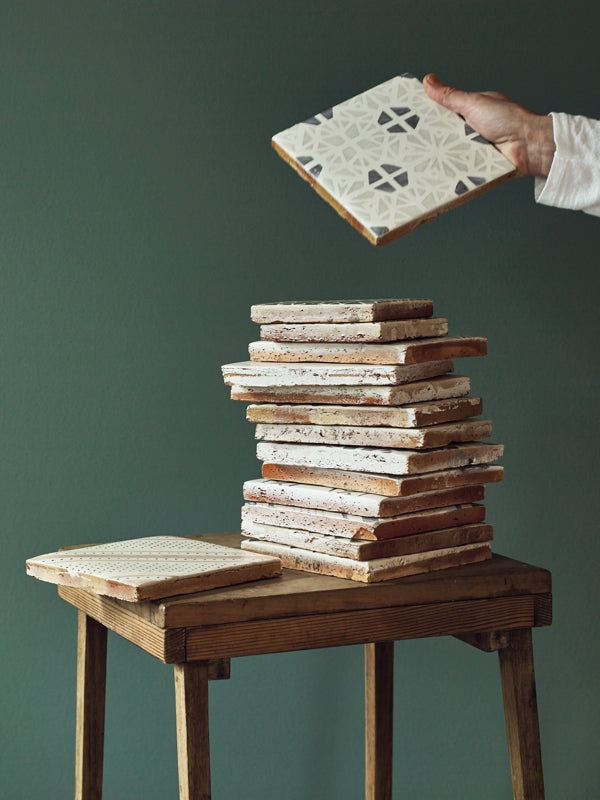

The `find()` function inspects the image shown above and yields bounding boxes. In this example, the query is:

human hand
[423,74,555,178]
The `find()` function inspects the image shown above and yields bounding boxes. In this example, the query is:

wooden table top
[57,533,551,663]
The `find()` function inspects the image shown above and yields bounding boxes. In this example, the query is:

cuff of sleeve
[535,112,600,212]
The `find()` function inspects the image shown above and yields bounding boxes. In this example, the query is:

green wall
[2,2,599,797]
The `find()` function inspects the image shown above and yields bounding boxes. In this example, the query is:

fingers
[423,73,472,116]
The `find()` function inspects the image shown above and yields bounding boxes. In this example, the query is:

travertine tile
[242,501,485,540]
[259,317,448,343]
[261,462,504,497]
[256,440,504,475]
[242,538,492,581]
[272,74,516,245]
[250,299,433,324]
[249,336,486,364]
[222,359,453,387]
[254,418,492,449]
[243,478,484,517]
[230,374,471,405]
[26,536,281,602]
[241,519,493,560]
[247,397,483,428]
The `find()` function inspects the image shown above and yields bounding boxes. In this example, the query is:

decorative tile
[26,536,281,601]
[272,74,516,245]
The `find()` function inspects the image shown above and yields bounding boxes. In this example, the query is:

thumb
[423,73,471,116]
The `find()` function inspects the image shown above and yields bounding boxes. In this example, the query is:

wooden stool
[58,533,551,800]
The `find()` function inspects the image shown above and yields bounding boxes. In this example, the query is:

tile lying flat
[241,538,492,581]
[250,299,433,324]
[258,318,448,343]
[230,374,471,405]
[261,462,504,497]
[243,478,484,517]
[254,418,492,449]
[241,519,493,561]
[242,501,485,540]
[222,359,453,387]
[247,397,483,428]
[249,336,486,364]
[26,536,281,601]
[272,74,516,245]
[256,440,504,476]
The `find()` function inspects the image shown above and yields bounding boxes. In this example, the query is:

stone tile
[247,397,483,428]
[249,335,486,364]
[250,299,433,324]
[254,418,492,449]
[259,317,448,343]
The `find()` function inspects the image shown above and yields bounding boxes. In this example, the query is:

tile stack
[221,299,504,582]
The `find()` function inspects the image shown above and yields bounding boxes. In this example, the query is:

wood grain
[75,612,107,800]
[365,642,394,800]
[174,661,211,800]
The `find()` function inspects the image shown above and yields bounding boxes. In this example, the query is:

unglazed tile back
[272,74,516,244]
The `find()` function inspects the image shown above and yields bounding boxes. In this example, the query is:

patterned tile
[272,74,516,244]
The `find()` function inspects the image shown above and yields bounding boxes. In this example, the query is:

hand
[423,74,555,178]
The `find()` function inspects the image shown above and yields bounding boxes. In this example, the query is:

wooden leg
[365,641,394,800]
[174,662,211,800]
[75,611,107,800]
[498,628,545,800]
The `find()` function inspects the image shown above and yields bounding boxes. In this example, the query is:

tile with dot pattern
[26,535,281,601]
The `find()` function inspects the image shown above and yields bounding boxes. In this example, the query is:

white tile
[272,74,516,244]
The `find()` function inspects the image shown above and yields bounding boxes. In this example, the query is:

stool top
[96,533,551,629]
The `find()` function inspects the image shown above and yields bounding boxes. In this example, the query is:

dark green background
[2,2,599,797]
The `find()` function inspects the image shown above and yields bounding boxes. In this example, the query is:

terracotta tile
[242,539,492,581]
[247,397,483,428]
[261,463,504,497]
[259,317,448,343]
[230,374,471,405]
[222,359,453,387]
[254,418,492,450]
[250,299,433,324]
[241,519,493,560]
[256,441,504,476]
[249,336,486,364]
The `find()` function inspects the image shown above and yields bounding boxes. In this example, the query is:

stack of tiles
[221,299,504,583]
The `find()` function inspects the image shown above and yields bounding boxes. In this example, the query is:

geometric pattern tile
[272,74,516,245]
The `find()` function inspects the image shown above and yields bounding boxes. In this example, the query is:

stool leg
[75,611,107,800]
[174,662,211,800]
[498,628,545,800]
[365,641,394,800]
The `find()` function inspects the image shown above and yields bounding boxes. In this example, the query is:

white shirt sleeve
[535,112,600,217]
